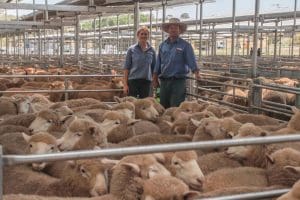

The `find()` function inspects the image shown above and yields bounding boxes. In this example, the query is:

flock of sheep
[0,65,300,199]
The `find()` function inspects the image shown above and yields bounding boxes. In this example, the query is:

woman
[123,26,156,98]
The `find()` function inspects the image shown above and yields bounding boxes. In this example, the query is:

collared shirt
[124,43,156,81]
[154,37,198,79]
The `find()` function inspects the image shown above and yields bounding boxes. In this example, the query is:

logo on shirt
[176,48,183,51]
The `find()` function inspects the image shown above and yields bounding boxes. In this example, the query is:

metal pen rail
[2,135,300,199]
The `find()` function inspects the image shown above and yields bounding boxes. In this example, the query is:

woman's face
[137,30,149,43]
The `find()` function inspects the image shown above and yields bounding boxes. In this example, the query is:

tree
[180,13,190,19]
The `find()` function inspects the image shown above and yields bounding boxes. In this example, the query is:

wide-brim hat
[162,18,187,34]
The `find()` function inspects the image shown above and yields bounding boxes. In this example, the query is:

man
[153,18,200,108]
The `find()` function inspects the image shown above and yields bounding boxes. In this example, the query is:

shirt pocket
[174,48,184,61]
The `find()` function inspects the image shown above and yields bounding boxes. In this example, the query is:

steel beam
[133,0,140,42]
[75,14,80,63]
[291,0,297,58]
[252,0,260,78]
[230,0,236,73]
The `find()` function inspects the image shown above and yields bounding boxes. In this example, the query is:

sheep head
[22,132,58,171]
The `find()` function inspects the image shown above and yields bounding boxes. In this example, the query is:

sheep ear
[284,166,300,174]
[153,153,165,164]
[127,118,141,125]
[183,191,201,200]
[163,120,173,128]
[190,118,201,127]
[67,160,76,169]
[291,106,299,114]
[260,131,267,137]
[227,131,235,138]
[88,126,97,137]
[266,154,274,164]
[22,132,31,142]
[60,115,73,124]
[101,158,119,166]
[121,163,140,174]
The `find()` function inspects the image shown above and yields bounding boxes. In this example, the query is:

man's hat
[162,18,187,34]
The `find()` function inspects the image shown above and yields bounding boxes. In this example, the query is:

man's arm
[153,46,161,88]
[185,43,200,79]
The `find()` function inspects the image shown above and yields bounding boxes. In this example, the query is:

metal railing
[2,134,300,199]
[188,73,300,119]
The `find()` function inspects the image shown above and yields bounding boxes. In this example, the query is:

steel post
[252,0,260,78]
[133,0,140,42]
[230,0,236,73]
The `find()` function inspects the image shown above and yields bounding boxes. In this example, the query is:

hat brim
[162,22,187,34]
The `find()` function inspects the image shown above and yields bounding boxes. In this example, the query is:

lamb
[28,110,64,133]
[0,113,36,127]
[112,101,135,119]
[232,113,281,126]
[3,195,118,200]
[202,167,269,192]
[61,98,103,108]
[4,159,115,197]
[0,125,31,135]
[197,152,242,175]
[0,132,28,154]
[109,154,171,200]
[134,98,159,122]
[22,132,66,178]
[108,132,191,149]
[273,106,300,135]
[170,110,216,135]
[172,101,206,120]
[98,111,160,143]
[138,175,199,200]
[0,97,18,117]
[74,78,123,101]
[192,117,242,153]
[277,179,300,200]
[226,123,300,168]
[108,120,161,143]
[57,118,107,151]
[155,151,205,191]
[222,88,248,106]
[266,148,300,187]
[145,97,165,116]
[49,80,73,102]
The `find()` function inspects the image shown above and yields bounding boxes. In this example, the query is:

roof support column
[199,0,204,59]
[252,0,260,78]
[93,18,96,61]
[23,31,26,59]
[149,8,153,46]
[38,29,41,60]
[98,14,102,58]
[117,14,120,56]
[60,18,64,67]
[75,14,80,64]
[279,20,282,57]
[162,0,167,41]
[133,0,140,42]
[273,19,279,62]
[230,0,236,73]
[291,0,297,58]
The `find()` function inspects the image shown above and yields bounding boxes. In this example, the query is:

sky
[3,0,300,21]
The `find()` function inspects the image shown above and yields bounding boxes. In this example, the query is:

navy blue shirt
[124,43,156,81]
[154,37,198,79]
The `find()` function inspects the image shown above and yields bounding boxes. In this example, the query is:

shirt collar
[135,42,151,51]
[166,37,180,44]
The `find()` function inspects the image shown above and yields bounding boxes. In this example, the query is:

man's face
[168,24,180,38]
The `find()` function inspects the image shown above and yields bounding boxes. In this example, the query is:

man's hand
[123,84,129,95]
[152,74,159,88]
[194,70,201,80]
